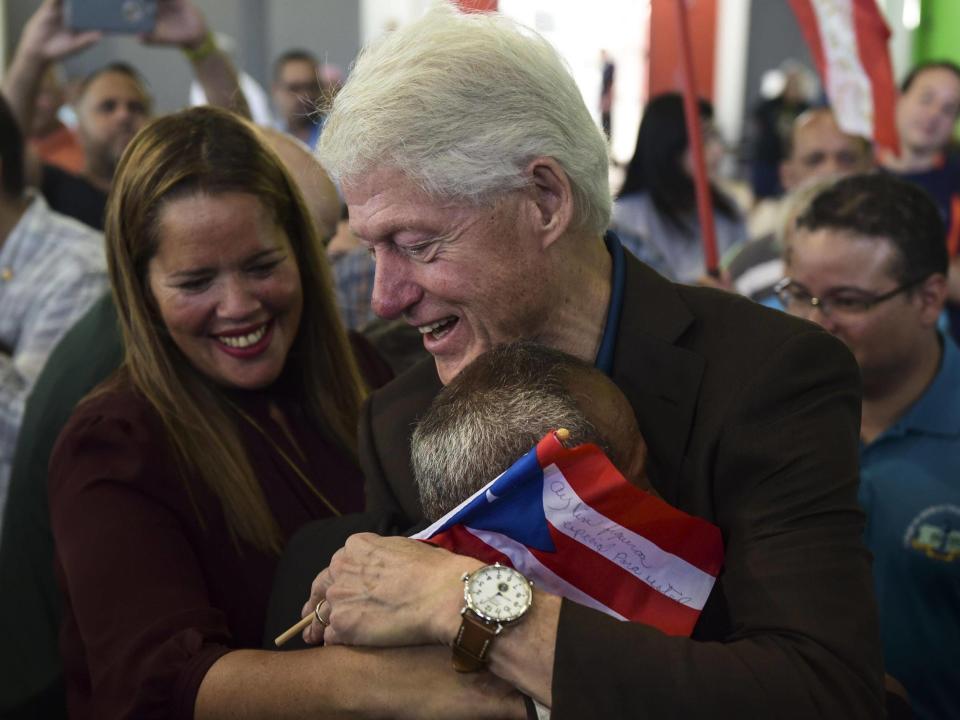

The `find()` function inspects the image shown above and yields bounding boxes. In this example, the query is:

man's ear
[523,156,574,249]
[624,436,658,498]
[915,272,948,327]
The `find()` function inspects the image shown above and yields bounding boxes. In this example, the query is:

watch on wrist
[452,563,533,672]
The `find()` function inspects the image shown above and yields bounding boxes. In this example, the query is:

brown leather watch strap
[451,610,501,672]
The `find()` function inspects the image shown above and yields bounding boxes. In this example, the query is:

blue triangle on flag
[458,446,556,552]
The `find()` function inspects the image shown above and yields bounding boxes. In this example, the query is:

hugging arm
[304,330,884,719]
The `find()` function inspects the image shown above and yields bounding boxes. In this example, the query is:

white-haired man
[292,5,883,718]
[205,5,882,718]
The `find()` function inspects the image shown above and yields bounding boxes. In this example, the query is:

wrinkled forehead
[343,166,488,230]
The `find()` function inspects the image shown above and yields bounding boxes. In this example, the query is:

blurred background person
[726,107,874,304]
[748,61,812,199]
[599,49,615,142]
[271,49,325,149]
[27,65,84,175]
[610,92,747,284]
[749,107,874,239]
[881,61,960,205]
[2,0,249,230]
[881,60,960,341]
[0,95,106,534]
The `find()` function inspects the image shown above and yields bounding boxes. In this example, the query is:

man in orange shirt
[28,67,84,175]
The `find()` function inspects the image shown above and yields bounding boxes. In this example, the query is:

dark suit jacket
[358,255,885,718]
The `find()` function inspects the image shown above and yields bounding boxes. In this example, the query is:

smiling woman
[45,107,392,719]
[148,191,304,391]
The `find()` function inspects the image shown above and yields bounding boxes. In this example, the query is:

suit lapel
[368,357,442,521]
[612,256,705,500]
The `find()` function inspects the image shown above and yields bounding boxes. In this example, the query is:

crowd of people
[0,1,957,719]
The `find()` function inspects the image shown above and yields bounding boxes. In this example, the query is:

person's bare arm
[303,331,884,718]
[141,0,250,119]
[195,645,526,720]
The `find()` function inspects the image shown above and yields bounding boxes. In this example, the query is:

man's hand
[301,533,483,648]
[300,534,562,707]
[17,0,102,63]
[140,0,208,49]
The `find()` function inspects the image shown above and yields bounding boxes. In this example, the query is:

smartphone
[65,0,158,34]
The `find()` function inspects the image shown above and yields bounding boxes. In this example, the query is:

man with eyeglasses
[779,172,959,720]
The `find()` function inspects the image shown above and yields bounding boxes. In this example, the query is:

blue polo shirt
[859,334,960,720]
[594,232,626,374]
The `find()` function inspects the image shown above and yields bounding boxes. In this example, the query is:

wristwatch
[452,563,534,672]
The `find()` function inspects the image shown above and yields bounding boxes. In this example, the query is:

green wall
[915,0,960,65]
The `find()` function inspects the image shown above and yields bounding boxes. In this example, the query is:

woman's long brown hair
[100,106,366,554]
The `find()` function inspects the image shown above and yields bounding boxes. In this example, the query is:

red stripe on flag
[947,196,960,257]
[535,431,569,468]
[851,0,899,154]
[534,523,702,635]
[425,525,512,566]
[552,445,724,576]
[789,0,828,87]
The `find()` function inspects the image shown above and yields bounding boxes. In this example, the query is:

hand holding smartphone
[65,0,157,35]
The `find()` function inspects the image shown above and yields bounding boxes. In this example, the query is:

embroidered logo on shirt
[903,504,960,562]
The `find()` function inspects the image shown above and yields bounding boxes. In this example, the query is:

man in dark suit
[290,5,884,719]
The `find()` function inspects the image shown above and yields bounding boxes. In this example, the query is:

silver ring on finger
[315,599,330,627]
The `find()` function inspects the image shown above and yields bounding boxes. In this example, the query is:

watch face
[465,565,533,623]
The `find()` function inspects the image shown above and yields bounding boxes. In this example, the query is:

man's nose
[114,103,140,127]
[370,250,422,320]
[217,276,260,319]
[806,304,838,333]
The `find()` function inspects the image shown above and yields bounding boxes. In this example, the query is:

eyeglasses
[774,277,925,318]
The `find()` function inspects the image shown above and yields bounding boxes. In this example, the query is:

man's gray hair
[411,342,616,522]
[316,2,611,236]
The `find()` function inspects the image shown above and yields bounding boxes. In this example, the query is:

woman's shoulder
[50,370,175,495]
[66,369,162,431]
